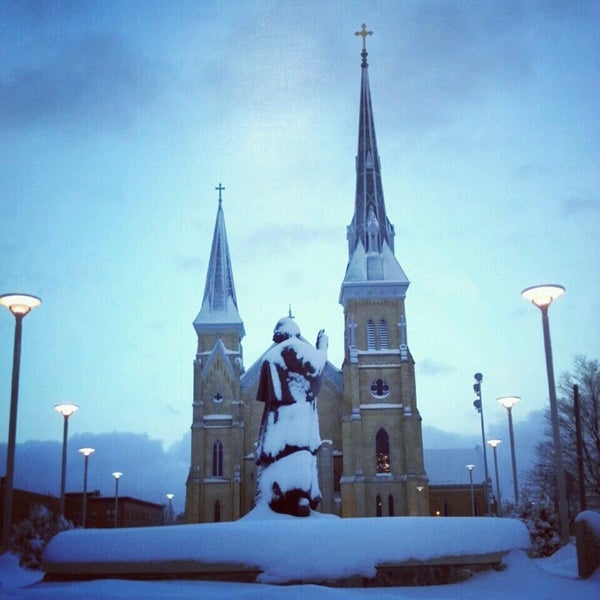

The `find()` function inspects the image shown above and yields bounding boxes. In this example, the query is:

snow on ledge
[43,509,531,584]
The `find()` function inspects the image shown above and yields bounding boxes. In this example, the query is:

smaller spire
[355,23,373,66]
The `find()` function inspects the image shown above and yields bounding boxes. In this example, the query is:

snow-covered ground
[2,508,599,599]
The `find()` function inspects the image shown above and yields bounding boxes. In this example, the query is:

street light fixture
[112,472,123,527]
[498,395,521,506]
[0,293,41,548]
[166,493,174,525]
[472,372,491,515]
[487,439,502,516]
[78,448,95,527]
[522,284,569,544]
[416,486,424,516]
[466,464,475,516]
[54,404,79,517]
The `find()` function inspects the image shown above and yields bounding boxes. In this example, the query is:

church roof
[193,187,244,336]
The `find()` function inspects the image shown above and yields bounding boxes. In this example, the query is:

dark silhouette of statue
[255,317,328,516]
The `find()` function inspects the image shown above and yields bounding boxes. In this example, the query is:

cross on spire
[215,183,225,204]
[355,23,373,52]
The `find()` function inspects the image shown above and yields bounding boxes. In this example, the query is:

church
[184,30,431,523]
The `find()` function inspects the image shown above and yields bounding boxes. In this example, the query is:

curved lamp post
[487,439,502,516]
[0,293,41,547]
[466,464,475,516]
[112,472,123,527]
[54,404,79,517]
[498,395,521,506]
[78,447,95,527]
[522,284,569,544]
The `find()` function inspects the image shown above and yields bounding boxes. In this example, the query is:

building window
[213,392,223,404]
[367,319,376,350]
[214,500,221,522]
[388,494,395,516]
[376,495,382,517]
[379,319,388,349]
[370,378,390,399]
[212,440,223,477]
[376,428,390,473]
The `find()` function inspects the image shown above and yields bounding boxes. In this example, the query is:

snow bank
[43,510,531,584]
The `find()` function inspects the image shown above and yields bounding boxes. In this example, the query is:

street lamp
[78,448,95,527]
[54,404,79,517]
[166,493,174,525]
[522,284,569,544]
[498,395,521,507]
[112,472,123,527]
[0,293,41,547]
[487,439,502,516]
[472,373,491,515]
[466,464,475,516]
[416,486,424,516]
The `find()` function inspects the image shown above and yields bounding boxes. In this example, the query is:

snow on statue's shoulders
[265,336,326,372]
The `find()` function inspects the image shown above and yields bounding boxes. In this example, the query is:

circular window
[370,379,390,399]
[213,393,224,404]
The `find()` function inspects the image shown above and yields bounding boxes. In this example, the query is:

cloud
[561,196,600,217]
[0,32,161,132]
[417,358,456,377]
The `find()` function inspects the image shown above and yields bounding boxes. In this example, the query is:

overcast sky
[0,2,598,513]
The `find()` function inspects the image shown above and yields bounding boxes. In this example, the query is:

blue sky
[0,2,598,512]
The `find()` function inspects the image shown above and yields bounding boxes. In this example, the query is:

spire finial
[215,183,225,205]
[355,23,373,65]
[288,304,294,319]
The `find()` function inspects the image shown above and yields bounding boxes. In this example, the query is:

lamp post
[498,396,521,507]
[78,448,95,527]
[466,464,475,516]
[166,493,174,525]
[522,284,569,544]
[54,404,79,517]
[416,486,424,516]
[0,293,41,547]
[487,439,502,516]
[112,472,123,527]
[472,373,491,515]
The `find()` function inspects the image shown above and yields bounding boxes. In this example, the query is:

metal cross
[215,183,225,203]
[355,23,373,51]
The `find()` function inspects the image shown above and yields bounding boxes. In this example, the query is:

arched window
[376,495,382,517]
[367,319,376,350]
[214,500,221,522]
[443,500,450,516]
[376,428,390,473]
[212,440,223,477]
[388,494,395,516]
[379,319,389,349]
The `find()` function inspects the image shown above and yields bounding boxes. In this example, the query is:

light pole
[487,439,502,516]
[0,293,41,548]
[416,486,424,516]
[166,493,174,524]
[54,404,79,518]
[472,373,491,515]
[112,472,123,527]
[78,448,95,527]
[498,396,521,507]
[522,284,569,544]
[466,464,475,516]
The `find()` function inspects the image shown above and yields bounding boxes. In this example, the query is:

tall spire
[193,185,244,336]
[347,24,395,258]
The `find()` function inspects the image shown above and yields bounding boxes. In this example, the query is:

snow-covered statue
[255,317,328,517]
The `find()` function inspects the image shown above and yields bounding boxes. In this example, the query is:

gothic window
[212,440,223,477]
[367,319,376,350]
[370,378,390,399]
[213,392,224,404]
[379,319,389,349]
[214,500,221,522]
[376,494,382,517]
[443,500,450,516]
[388,494,395,517]
[376,428,391,473]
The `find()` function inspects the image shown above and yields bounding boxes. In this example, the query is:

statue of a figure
[255,317,328,516]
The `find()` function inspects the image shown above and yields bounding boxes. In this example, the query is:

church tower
[339,26,429,517]
[185,185,246,523]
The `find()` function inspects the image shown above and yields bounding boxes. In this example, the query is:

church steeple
[347,23,395,259]
[340,27,409,303]
[193,184,244,337]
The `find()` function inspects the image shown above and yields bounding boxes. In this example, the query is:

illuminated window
[212,440,223,477]
[376,428,390,473]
